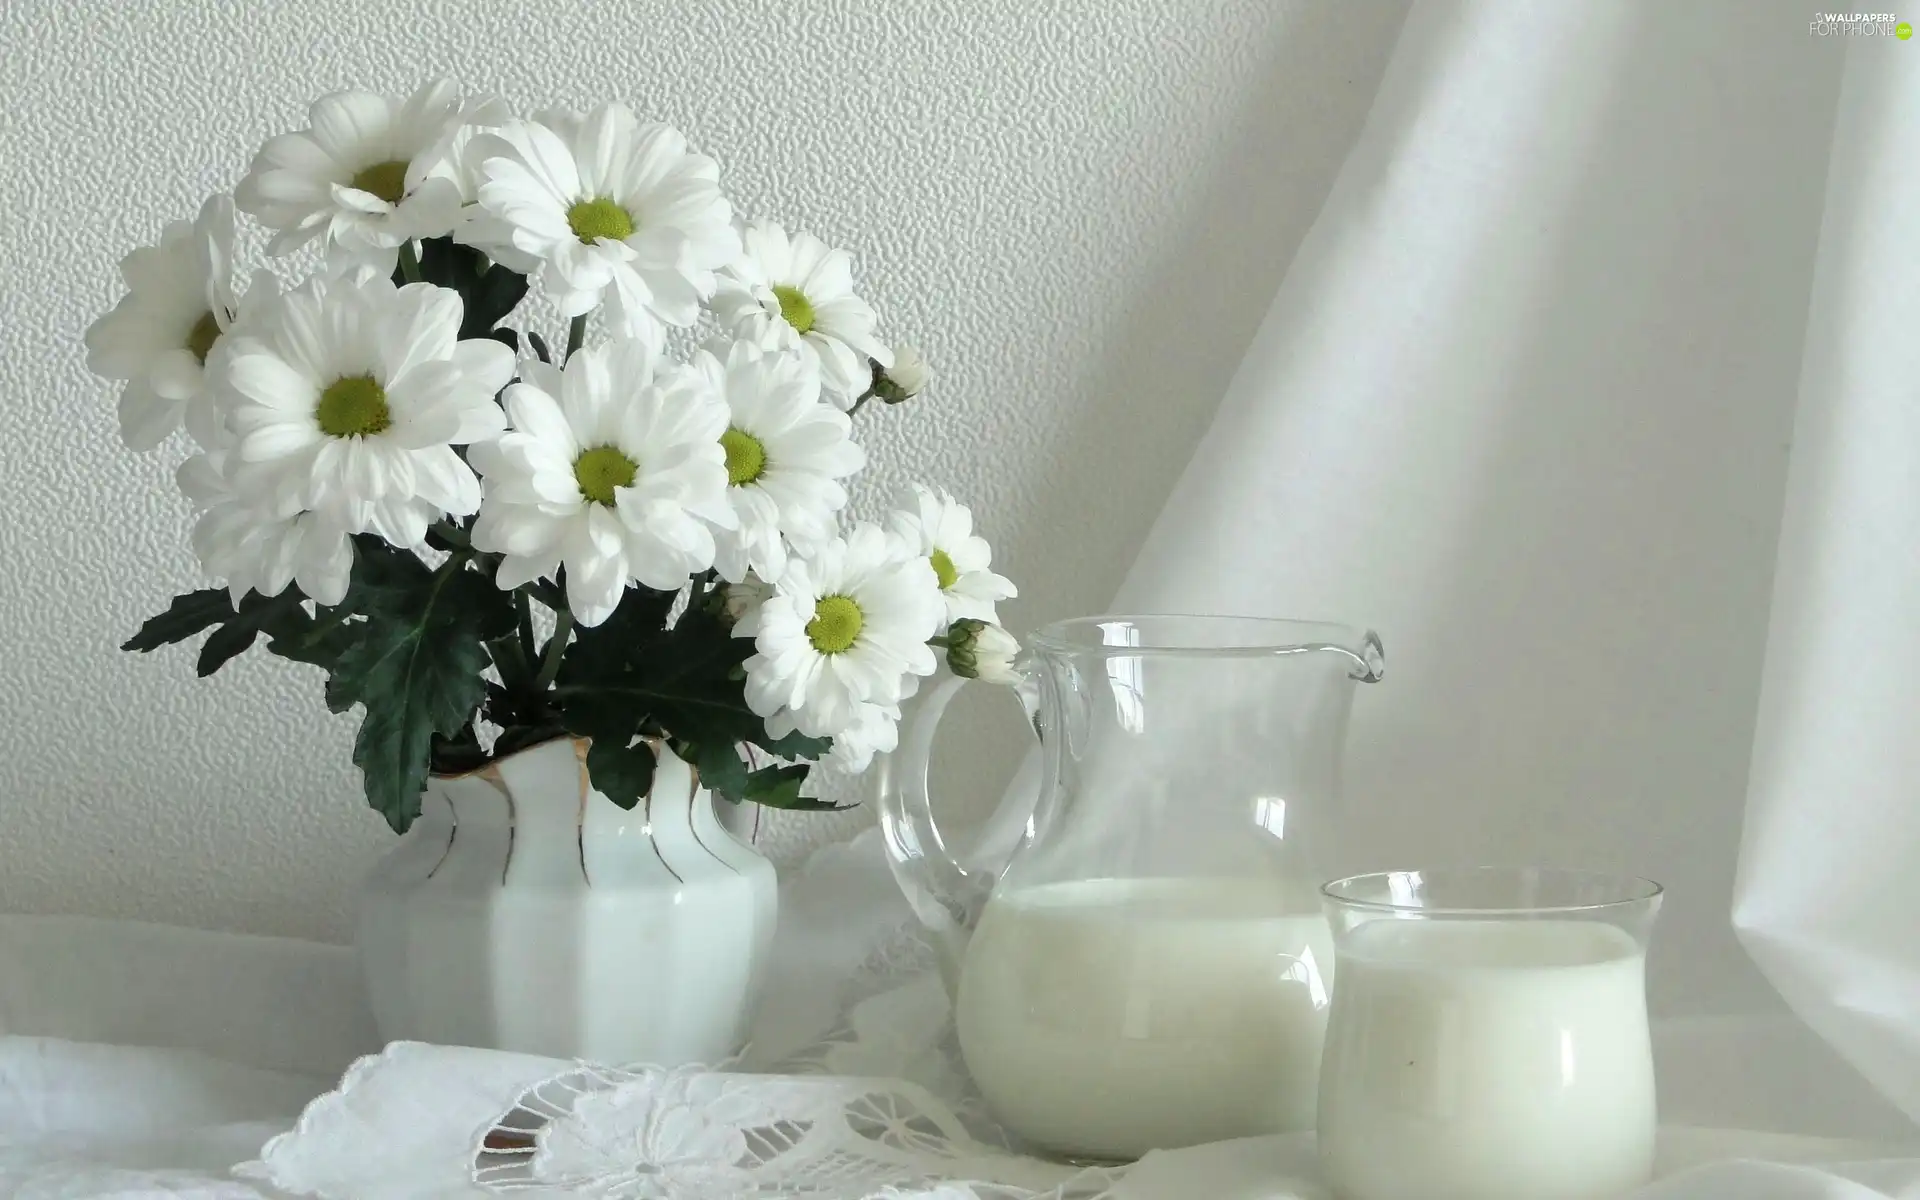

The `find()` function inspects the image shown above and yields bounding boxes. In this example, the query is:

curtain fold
[1108,0,1916,1133]
[1733,35,1920,1125]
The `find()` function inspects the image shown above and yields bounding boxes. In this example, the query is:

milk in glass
[1317,918,1656,1200]
[955,878,1334,1161]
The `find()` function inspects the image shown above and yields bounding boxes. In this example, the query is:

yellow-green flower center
[929,548,959,591]
[772,284,816,335]
[574,445,638,505]
[567,197,635,244]
[315,374,392,438]
[185,311,221,364]
[720,427,767,486]
[806,595,863,654]
[349,159,410,204]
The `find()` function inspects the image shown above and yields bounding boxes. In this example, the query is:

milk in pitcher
[955,878,1334,1161]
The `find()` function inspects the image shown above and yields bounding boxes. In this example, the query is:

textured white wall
[0,0,1404,940]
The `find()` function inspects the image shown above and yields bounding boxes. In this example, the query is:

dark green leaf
[683,739,749,804]
[340,536,435,616]
[527,330,552,364]
[745,763,844,810]
[414,237,530,338]
[565,584,679,664]
[585,737,656,810]
[266,617,361,670]
[431,725,489,776]
[492,724,569,759]
[324,563,504,832]
[756,728,833,762]
[123,589,234,652]
[195,590,309,677]
[197,621,259,676]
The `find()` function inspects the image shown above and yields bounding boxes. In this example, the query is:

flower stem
[514,589,536,667]
[535,610,575,691]
[428,519,470,548]
[398,241,423,284]
[847,389,875,416]
[564,314,588,361]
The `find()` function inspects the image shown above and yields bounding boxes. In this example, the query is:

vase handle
[872,662,1044,996]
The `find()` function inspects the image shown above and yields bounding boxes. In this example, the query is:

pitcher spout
[1326,627,1386,683]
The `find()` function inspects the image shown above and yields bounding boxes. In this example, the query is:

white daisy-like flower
[428,122,540,274]
[236,80,504,269]
[469,104,738,340]
[691,340,865,584]
[821,699,901,774]
[886,484,1017,626]
[216,273,514,547]
[177,450,355,606]
[722,573,775,624]
[84,195,261,451]
[712,222,891,409]
[872,342,929,404]
[468,340,736,626]
[737,524,944,737]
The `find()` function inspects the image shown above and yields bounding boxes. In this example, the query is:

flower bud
[871,343,929,404]
[946,618,1020,684]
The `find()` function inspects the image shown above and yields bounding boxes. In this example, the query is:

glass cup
[1316,868,1663,1200]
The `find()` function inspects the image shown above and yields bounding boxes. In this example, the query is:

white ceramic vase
[356,736,777,1065]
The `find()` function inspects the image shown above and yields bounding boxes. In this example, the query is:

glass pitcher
[874,614,1384,1161]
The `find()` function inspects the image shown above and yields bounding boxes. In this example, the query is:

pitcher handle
[872,661,1043,993]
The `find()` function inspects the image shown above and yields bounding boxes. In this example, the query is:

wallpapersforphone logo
[1809,11,1912,36]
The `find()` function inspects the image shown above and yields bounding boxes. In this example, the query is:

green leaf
[492,723,568,760]
[123,589,235,652]
[585,737,656,810]
[683,739,750,804]
[197,620,259,676]
[756,728,833,762]
[744,763,844,811]
[527,330,552,364]
[431,725,488,776]
[261,603,362,670]
[413,236,529,338]
[340,536,435,616]
[324,562,504,833]
[564,584,679,667]
[196,590,308,677]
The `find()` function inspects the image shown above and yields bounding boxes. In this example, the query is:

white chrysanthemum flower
[236,80,504,269]
[177,450,355,606]
[886,484,1017,626]
[84,195,264,451]
[737,524,944,737]
[428,122,540,274]
[722,573,775,624]
[469,104,738,339]
[822,699,901,774]
[712,222,890,409]
[216,273,514,547]
[873,342,929,404]
[691,341,865,584]
[469,340,736,626]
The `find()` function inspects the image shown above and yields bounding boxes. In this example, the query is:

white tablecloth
[5,828,1920,1198]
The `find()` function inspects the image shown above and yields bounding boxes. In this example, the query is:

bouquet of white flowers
[87,82,1019,832]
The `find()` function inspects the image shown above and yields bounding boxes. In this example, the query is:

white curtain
[1114,0,1920,1161]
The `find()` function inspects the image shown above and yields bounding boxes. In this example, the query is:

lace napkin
[240,1042,1124,1199]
